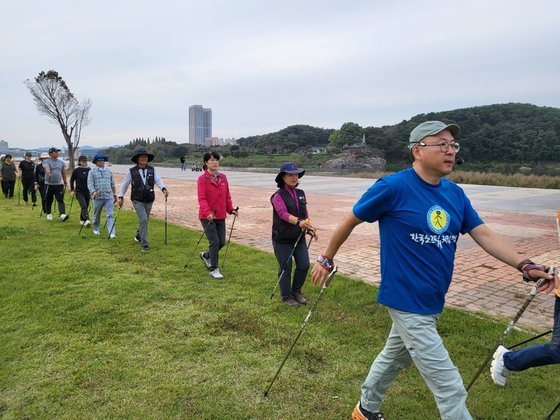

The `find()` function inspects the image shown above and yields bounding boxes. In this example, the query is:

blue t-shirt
[352,168,483,314]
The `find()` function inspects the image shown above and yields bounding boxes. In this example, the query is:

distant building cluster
[188,104,237,147]
[0,140,8,154]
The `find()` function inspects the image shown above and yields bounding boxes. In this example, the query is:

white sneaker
[209,269,224,279]
[490,345,511,386]
[60,213,68,222]
[199,252,212,269]
[110,233,116,239]
[80,220,85,225]
[93,230,100,235]
[84,220,91,226]
[46,214,53,221]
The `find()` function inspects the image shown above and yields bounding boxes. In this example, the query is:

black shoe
[352,402,384,420]
[32,203,37,208]
[141,245,149,252]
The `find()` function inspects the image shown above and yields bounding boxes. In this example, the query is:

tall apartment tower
[189,105,212,145]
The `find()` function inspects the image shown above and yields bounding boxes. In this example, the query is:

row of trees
[26,69,560,169]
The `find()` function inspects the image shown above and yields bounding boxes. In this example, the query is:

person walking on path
[197,151,237,279]
[311,121,555,420]
[117,148,168,252]
[491,272,560,386]
[18,152,37,206]
[43,147,69,221]
[0,154,18,199]
[271,162,318,307]
[180,155,186,171]
[70,155,91,226]
[87,153,117,237]
[34,152,49,213]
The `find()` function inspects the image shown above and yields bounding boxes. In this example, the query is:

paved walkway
[111,165,560,330]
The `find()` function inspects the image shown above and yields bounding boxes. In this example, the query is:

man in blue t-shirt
[311,121,555,420]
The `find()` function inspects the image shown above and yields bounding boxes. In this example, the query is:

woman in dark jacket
[70,155,91,226]
[271,162,318,307]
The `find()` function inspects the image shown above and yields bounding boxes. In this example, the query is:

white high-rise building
[189,105,212,145]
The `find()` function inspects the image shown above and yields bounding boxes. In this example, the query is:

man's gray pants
[360,308,471,420]
[132,200,153,247]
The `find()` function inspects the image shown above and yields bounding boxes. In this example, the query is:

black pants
[273,238,310,300]
[2,180,15,198]
[76,191,90,221]
[22,177,37,203]
[201,219,226,270]
[45,184,65,215]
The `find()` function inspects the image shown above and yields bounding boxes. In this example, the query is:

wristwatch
[317,255,334,271]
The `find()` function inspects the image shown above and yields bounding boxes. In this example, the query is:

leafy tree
[328,122,363,148]
[25,70,92,169]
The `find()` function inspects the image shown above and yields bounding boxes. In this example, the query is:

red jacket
[197,170,234,220]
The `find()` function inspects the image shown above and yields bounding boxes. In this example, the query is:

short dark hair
[202,151,220,170]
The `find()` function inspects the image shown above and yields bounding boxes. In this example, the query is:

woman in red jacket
[197,151,238,279]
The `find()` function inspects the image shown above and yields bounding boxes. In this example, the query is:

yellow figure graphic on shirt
[427,205,450,235]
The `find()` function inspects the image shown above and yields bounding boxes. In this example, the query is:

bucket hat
[131,148,154,163]
[275,161,305,184]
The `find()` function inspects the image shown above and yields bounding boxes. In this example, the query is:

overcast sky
[2,0,559,149]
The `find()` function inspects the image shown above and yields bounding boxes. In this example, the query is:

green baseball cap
[408,121,460,149]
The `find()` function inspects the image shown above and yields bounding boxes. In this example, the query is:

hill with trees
[103,103,560,174]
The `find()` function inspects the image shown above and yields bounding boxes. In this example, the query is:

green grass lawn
[0,198,558,419]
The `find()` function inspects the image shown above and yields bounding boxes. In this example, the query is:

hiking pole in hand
[221,207,239,269]
[270,229,305,299]
[184,215,215,269]
[107,206,120,239]
[164,195,168,245]
[466,268,553,391]
[264,265,338,397]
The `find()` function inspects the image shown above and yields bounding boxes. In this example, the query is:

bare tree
[25,70,92,169]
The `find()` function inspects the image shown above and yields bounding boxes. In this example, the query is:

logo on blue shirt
[426,205,450,234]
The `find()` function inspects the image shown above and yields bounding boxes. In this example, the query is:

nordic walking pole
[184,212,216,269]
[546,399,560,419]
[164,195,168,245]
[221,207,239,269]
[466,267,553,391]
[270,229,306,299]
[107,206,120,239]
[509,329,552,350]
[264,265,338,397]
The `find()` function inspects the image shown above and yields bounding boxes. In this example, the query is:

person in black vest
[117,148,168,252]
[70,155,91,226]
[271,162,318,307]
[19,152,37,206]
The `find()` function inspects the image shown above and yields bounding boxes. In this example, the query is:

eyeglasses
[416,141,460,153]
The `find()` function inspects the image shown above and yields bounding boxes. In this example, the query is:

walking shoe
[490,345,511,386]
[134,234,140,243]
[282,297,300,307]
[109,233,117,239]
[60,213,68,222]
[80,220,85,225]
[93,230,100,235]
[84,220,91,227]
[199,252,212,269]
[32,202,37,208]
[24,201,29,205]
[141,245,149,252]
[352,402,385,420]
[46,213,53,221]
[292,290,308,305]
[209,268,224,279]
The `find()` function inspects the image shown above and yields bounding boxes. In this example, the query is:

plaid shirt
[87,167,115,199]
